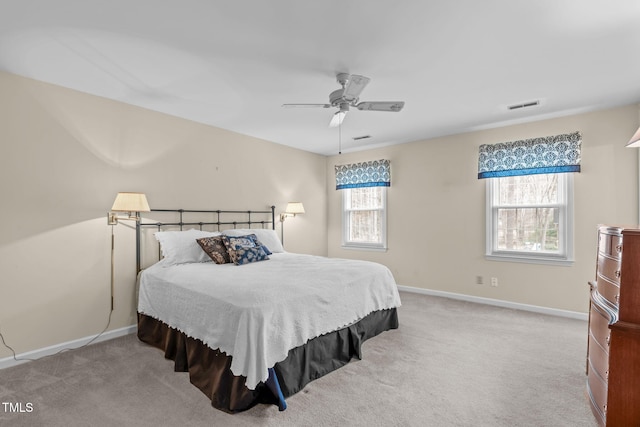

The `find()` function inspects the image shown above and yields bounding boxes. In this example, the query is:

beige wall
[0,71,327,358]
[328,105,639,313]
[2,67,638,359]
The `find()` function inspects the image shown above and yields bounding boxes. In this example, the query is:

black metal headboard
[136,206,276,272]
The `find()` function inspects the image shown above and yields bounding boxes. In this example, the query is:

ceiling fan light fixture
[330,110,347,127]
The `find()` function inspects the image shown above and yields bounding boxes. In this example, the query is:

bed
[135,207,401,413]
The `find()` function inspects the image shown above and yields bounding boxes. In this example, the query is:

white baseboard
[0,324,137,370]
[397,285,588,321]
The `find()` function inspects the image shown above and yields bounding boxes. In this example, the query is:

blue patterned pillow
[247,234,272,255]
[221,235,270,265]
[223,233,272,255]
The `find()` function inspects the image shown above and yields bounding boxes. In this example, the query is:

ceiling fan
[282,73,405,127]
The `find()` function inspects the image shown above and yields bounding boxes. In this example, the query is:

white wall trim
[0,324,137,370]
[397,285,588,321]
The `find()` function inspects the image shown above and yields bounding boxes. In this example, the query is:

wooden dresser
[586,226,640,426]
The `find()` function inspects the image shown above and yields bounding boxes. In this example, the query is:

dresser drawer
[588,333,610,383]
[590,304,612,350]
[597,255,621,285]
[587,367,608,423]
[599,232,623,260]
[596,276,620,307]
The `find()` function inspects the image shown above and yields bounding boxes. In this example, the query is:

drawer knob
[615,270,621,279]
[616,244,622,253]
[615,294,620,303]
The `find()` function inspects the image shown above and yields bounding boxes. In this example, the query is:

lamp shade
[285,202,305,215]
[627,127,640,148]
[111,192,150,212]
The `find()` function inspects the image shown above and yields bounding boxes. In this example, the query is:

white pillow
[223,228,284,253]
[155,229,221,266]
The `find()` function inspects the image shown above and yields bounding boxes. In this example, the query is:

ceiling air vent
[507,100,540,111]
[353,135,371,141]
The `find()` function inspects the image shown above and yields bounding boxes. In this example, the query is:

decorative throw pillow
[223,229,284,253]
[196,236,230,264]
[222,235,270,265]
[246,234,272,255]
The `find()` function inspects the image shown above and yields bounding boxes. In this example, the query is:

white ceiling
[2,1,640,156]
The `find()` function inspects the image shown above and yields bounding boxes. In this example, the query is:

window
[342,186,387,250]
[486,173,573,265]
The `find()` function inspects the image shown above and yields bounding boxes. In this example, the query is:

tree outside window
[487,173,573,264]
[342,187,387,250]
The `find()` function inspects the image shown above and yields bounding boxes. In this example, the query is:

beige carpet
[0,292,597,426]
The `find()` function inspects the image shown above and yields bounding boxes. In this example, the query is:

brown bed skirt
[137,308,399,413]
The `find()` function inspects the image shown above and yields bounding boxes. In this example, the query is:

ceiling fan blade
[342,74,370,101]
[282,103,331,108]
[329,110,347,127]
[356,101,405,112]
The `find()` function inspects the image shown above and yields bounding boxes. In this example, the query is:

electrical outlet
[491,277,498,287]
[476,276,483,285]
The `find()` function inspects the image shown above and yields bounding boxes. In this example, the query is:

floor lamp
[626,126,640,222]
[280,202,305,245]
[107,192,150,311]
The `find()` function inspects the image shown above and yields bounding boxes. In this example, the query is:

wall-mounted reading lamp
[107,192,150,311]
[108,192,150,225]
[280,202,305,245]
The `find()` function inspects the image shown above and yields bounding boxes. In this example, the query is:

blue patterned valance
[477,131,581,179]
[335,159,391,190]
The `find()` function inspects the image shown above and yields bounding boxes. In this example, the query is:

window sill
[485,253,574,266]
[342,244,388,252]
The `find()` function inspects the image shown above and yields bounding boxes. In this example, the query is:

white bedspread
[138,253,401,390]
